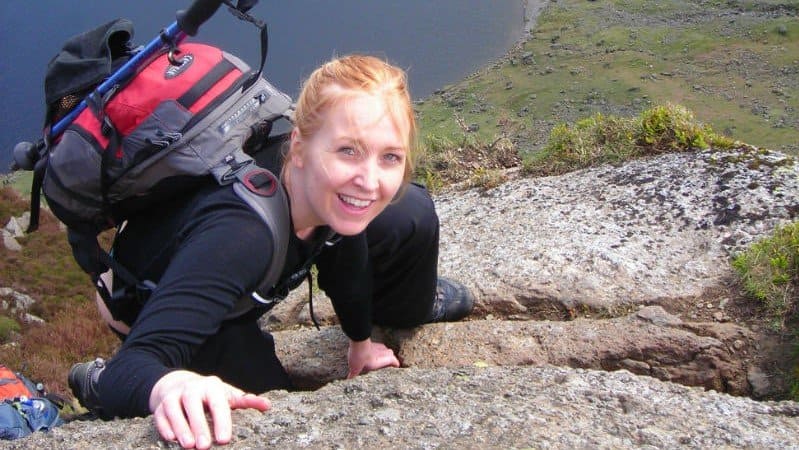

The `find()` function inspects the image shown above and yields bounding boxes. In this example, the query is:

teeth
[340,194,371,208]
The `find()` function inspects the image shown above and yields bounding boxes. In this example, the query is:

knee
[370,183,438,241]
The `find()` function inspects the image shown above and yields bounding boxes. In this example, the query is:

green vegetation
[733,222,799,329]
[732,221,799,399]
[523,103,734,176]
[415,0,799,184]
[1,171,35,199]
[0,315,21,343]
[415,131,519,191]
[0,187,117,401]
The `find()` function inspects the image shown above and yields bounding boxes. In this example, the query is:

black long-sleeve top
[97,179,372,417]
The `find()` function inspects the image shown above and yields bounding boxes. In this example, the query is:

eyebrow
[334,136,406,153]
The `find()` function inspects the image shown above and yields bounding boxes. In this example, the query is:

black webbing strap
[242,23,268,91]
[221,0,268,91]
[176,59,236,109]
[85,89,120,211]
[94,244,156,306]
[307,271,320,330]
[26,156,47,233]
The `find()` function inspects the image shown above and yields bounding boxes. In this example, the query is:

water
[0,0,527,172]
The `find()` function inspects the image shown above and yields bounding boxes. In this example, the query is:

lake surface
[0,0,528,172]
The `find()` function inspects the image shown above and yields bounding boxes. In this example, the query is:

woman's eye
[383,152,404,165]
[337,146,357,157]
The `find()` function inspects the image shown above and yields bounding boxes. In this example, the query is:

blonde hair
[290,54,417,183]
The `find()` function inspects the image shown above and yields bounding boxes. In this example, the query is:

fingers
[347,360,365,379]
[347,340,401,379]
[369,342,400,369]
[150,373,270,450]
[159,392,197,448]
[372,348,400,370]
[206,388,233,445]
[153,404,176,443]
[229,393,271,411]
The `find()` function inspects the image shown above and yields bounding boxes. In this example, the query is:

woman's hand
[149,370,270,449]
[347,338,400,379]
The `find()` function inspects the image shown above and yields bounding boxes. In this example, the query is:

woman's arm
[95,189,276,442]
[316,234,373,341]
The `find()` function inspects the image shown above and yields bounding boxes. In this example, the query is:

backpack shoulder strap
[227,164,290,318]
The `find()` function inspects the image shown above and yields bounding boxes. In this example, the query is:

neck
[284,165,316,240]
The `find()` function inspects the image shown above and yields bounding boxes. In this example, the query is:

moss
[793,355,799,400]
[0,315,21,343]
[732,221,799,400]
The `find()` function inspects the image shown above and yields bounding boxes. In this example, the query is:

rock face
[15,366,799,449]
[273,306,755,397]
[435,147,799,317]
[10,146,799,446]
[267,146,799,398]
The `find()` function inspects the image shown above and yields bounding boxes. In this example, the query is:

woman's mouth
[338,194,374,209]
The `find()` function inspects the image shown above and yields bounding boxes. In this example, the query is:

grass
[0,186,118,404]
[733,222,799,328]
[732,221,799,399]
[1,171,35,199]
[0,315,21,343]
[414,0,799,182]
[522,103,735,177]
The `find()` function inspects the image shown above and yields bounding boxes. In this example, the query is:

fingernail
[197,435,210,448]
[180,434,192,447]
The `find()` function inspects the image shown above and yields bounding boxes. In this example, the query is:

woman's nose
[354,159,379,190]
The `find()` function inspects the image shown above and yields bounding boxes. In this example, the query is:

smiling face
[286,92,409,237]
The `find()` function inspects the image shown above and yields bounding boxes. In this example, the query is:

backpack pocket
[113,99,193,180]
[43,127,107,229]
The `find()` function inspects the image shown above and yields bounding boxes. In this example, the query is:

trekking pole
[12,0,262,172]
[48,0,226,139]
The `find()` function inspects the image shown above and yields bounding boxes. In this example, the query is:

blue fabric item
[0,402,30,440]
[0,398,63,440]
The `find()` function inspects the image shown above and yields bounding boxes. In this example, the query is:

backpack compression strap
[68,228,153,309]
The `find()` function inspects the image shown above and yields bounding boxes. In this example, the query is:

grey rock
[0,287,36,313]
[748,366,774,398]
[4,212,29,238]
[274,310,754,395]
[14,145,799,445]
[3,230,22,252]
[434,148,799,316]
[15,366,799,449]
[263,146,797,399]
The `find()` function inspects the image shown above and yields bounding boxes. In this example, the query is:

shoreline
[444,0,548,87]
[522,0,548,39]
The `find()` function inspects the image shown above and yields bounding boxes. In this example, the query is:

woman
[69,54,473,449]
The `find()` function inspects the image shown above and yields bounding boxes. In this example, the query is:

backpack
[0,366,37,401]
[13,7,293,317]
[0,366,63,440]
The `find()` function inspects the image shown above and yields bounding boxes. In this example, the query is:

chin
[330,221,370,236]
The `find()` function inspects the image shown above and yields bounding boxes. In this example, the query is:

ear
[289,128,305,168]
